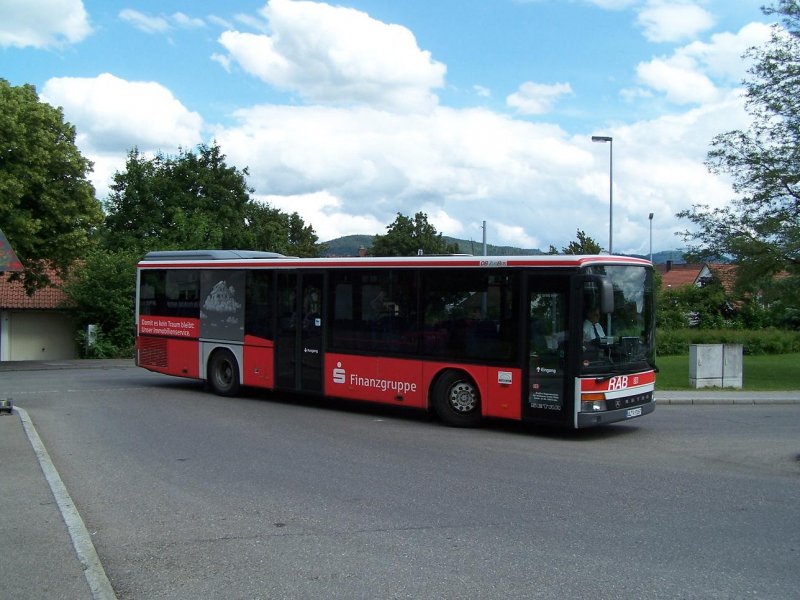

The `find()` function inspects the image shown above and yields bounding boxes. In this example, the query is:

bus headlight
[581,393,607,412]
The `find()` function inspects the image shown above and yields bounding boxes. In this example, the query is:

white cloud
[205,90,751,252]
[584,0,638,8]
[634,21,772,105]
[216,0,446,113]
[494,223,540,249]
[637,1,715,43]
[172,12,205,29]
[577,91,750,253]
[33,70,747,253]
[119,9,170,34]
[257,191,385,242]
[0,0,91,48]
[207,15,234,30]
[678,22,772,81]
[426,208,466,239]
[7,0,755,255]
[233,12,270,33]
[211,52,233,72]
[41,73,203,196]
[42,73,203,151]
[119,9,207,33]
[507,81,573,115]
[636,57,719,104]
[213,103,613,248]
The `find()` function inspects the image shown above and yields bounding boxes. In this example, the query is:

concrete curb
[656,392,800,405]
[0,359,135,372]
[657,398,800,405]
[16,407,117,600]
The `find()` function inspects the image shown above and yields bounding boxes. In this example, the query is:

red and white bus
[135,250,656,428]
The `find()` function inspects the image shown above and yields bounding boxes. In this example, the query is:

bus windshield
[581,265,654,376]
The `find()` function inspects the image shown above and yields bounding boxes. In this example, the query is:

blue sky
[0,0,775,254]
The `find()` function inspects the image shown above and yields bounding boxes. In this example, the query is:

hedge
[656,328,800,356]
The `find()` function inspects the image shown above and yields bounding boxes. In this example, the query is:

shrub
[75,327,134,359]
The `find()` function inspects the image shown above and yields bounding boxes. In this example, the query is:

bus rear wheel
[432,371,481,427]
[208,349,240,397]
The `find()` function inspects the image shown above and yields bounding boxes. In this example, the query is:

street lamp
[648,212,654,263]
[591,135,613,254]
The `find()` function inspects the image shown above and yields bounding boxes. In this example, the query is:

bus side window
[245,271,273,340]
[529,292,567,357]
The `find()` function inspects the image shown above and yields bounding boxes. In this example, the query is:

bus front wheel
[432,371,481,427]
[208,349,241,397]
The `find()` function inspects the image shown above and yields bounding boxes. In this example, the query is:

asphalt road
[3,364,800,599]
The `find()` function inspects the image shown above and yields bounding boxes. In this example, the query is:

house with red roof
[656,261,738,293]
[0,270,77,361]
[656,262,702,289]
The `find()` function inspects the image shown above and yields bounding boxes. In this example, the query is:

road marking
[15,407,117,600]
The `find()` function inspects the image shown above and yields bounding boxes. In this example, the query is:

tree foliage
[62,248,139,357]
[102,143,324,257]
[655,272,799,331]
[678,1,800,292]
[64,142,325,356]
[656,280,735,330]
[0,79,103,292]
[369,212,458,256]
[547,229,603,255]
[242,203,324,258]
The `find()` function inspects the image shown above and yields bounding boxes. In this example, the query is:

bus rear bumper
[576,399,656,428]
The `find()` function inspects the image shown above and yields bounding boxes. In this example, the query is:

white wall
[2,311,76,361]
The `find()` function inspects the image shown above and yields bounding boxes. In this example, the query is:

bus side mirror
[598,277,614,313]
[585,275,614,314]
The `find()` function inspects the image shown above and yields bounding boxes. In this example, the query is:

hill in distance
[322,234,688,265]
[323,234,542,257]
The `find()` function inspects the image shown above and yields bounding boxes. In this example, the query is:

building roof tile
[0,270,69,310]
[706,263,738,294]
[656,263,703,288]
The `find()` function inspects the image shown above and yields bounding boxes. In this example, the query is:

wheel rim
[448,381,478,413]
[216,360,233,388]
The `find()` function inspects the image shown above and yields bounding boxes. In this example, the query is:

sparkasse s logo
[332,362,346,384]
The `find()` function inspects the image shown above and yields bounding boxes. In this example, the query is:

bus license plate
[626,407,642,418]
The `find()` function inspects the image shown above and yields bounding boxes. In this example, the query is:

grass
[656,353,800,391]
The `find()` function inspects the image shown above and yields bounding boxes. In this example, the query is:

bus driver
[583,307,606,343]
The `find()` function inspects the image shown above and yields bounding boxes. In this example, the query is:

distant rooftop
[0,270,68,310]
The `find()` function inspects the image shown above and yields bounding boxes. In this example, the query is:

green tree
[103,143,324,257]
[103,144,254,254]
[62,248,138,357]
[241,202,325,257]
[0,79,103,292]
[66,142,324,356]
[656,280,734,330]
[678,1,800,292]
[286,212,325,257]
[547,229,603,254]
[370,212,458,256]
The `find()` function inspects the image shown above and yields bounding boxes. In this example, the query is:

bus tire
[208,349,241,397]
[432,370,481,427]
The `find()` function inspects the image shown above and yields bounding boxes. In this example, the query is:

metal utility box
[689,344,743,389]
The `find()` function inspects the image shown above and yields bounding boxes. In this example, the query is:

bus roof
[137,251,652,270]
[142,250,289,261]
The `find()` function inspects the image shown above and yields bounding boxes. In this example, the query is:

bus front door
[275,272,324,393]
[524,277,570,422]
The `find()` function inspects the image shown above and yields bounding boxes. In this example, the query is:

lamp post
[648,212,654,263]
[591,135,613,254]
